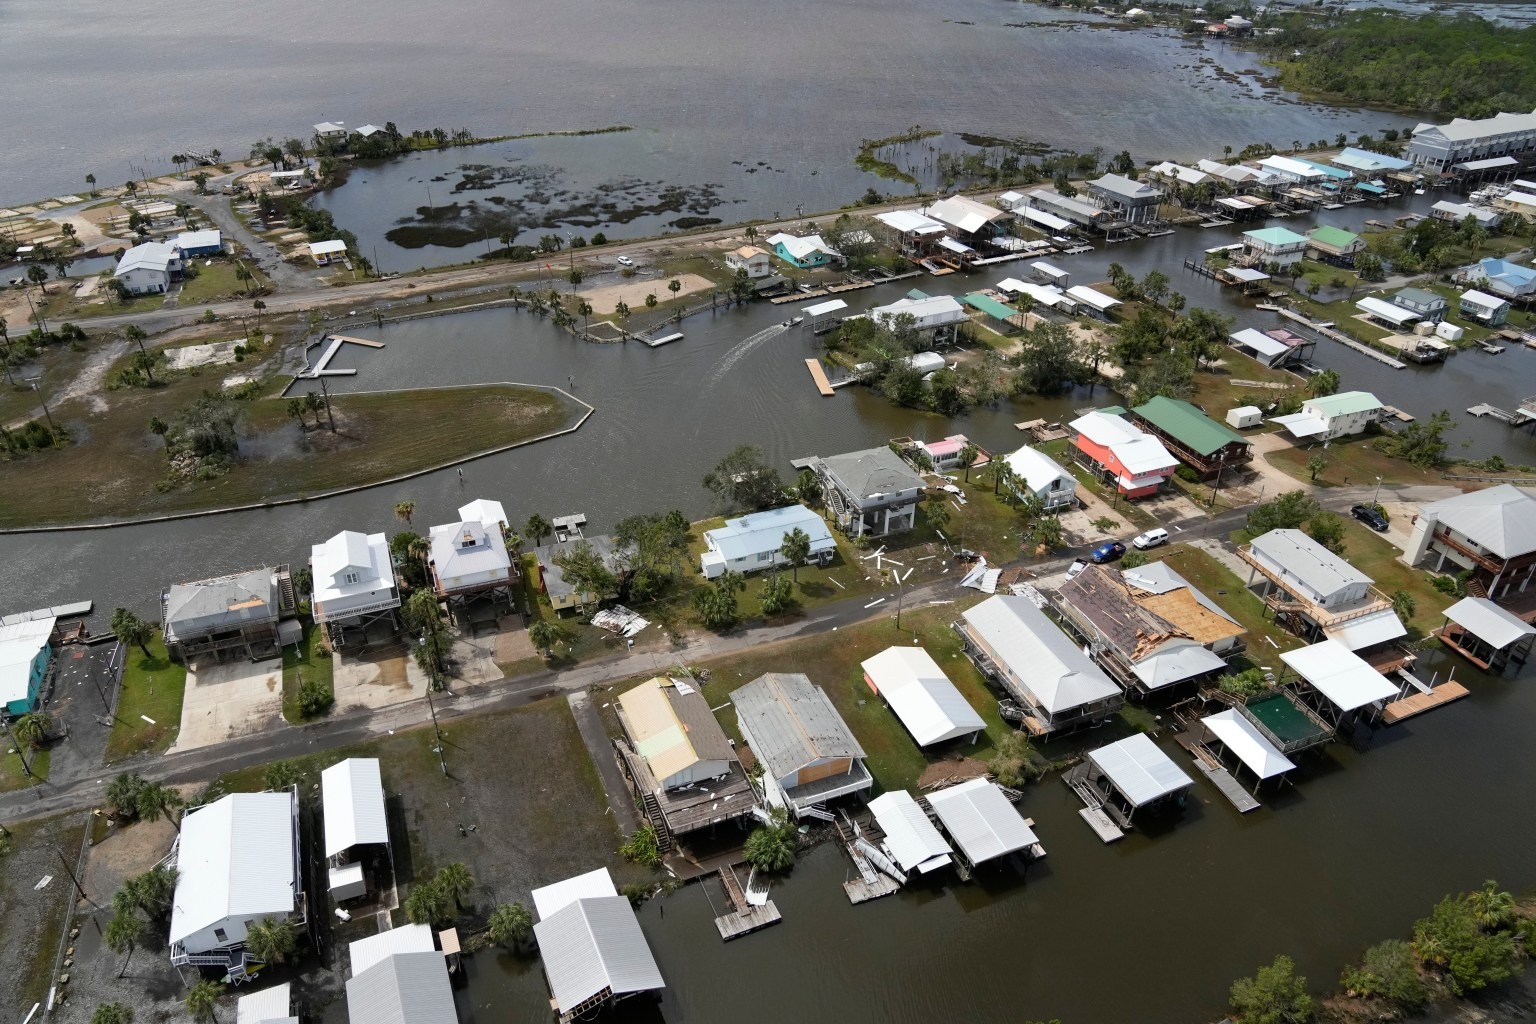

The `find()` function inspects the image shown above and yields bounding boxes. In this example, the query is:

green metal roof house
[1306,225,1366,263]
[1131,396,1252,478]
[1392,287,1449,322]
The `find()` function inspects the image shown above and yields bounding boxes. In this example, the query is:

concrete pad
[1137,489,1207,524]
[164,339,243,370]
[443,633,509,689]
[493,620,535,665]
[332,649,427,712]
[170,657,284,753]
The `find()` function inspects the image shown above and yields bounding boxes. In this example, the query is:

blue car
[1090,541,1126,564]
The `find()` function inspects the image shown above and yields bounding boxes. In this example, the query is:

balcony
[1429,528,1505,575]
[1238,547,1394,627]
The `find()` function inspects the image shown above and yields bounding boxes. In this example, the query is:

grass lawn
[1190,356,1302,422]
[676,604,1010,793]
[104,638,186,762]
[50,286,166,320]
[281,618,334,722]
[0,745,50,791]
[1330,519,1456,636]
[0,382,575,527]
[1148,544,1302,659]
[1265,435,1444,490]
[177,262,270,305]
[512,554,616,669]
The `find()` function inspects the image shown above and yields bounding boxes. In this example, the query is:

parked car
[1064,559,1088,582]
[1090,541,1126,564]
[1351,503,1389,532]
[616,255,634,267]
[1132,527,1170,550]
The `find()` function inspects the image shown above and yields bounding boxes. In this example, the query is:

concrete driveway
[170,657,284,753]
[332,647,427,713]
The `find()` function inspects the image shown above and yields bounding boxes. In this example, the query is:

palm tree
[744,225,759,243]
[84,173,97,194]
[528,618,572,659]
[645,293,658,312]
[744,809,796,872]
[235,264,254,296]
[245,917,298,965]
[106,773,147,818]
[103,908,143,978]
[488,902,533,949]
[136,782,184,832]
[667,278,682,302]
[524,513,552,548]
[957,443,979,483]
[394,500,415,525]
[110,607,153,657]
[92,1002,134,1024]
[1467,880,1515,930]
[12,711,50,750]
[185,978,224,1024]
[437,862,474,910]
[27,264,49,294]
[404,879,452,927]
[252,299,266,328]
[780,528,812,583]
[566,267,583,298]
[576,300,593,333]
[507,285,524,308]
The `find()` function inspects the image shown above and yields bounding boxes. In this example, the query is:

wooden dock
[639,331,683,348]
[1197,761,1261,813]
[844,875,901,904]
[1383,682,1470,725]
[713,865,783,941]
[1466,403,1534,424]
[805,358,835,396]
[1272,308,1406,369]
[326,334,385,348]
[1077,807,1124,843]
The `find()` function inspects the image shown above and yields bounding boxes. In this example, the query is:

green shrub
[619,824,661,867]
[1174,464,1200,483]
[1229,954,1315,1024]
[1340,939,1427,1010]
[1411,892,1520,995]
[296,678,333,719]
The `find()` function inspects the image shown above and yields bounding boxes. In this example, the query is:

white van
[1132,528,1169,550]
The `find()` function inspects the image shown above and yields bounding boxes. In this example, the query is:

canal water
[2,0,1394,209]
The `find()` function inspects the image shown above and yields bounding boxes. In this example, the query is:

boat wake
[703,323,789,390]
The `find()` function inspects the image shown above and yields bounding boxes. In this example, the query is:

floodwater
[1,0,1396,211]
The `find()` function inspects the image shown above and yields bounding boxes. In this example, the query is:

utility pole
[417,631,448,777]
[55,847,99,909]
[1209,451,1228,509]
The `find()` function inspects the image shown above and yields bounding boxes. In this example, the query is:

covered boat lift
[1280,639,1399,729]
[1438,596,1536,673]
[1200,708,1296,793]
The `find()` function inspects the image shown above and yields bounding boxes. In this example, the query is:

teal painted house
[766,232,836,269]
[0,617,54,716]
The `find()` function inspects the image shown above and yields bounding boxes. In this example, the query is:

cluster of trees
[1245,490,1347,554]
[105,772,184,827]
[1375,409,1456,469]
[157,390,243,482]
[404,862,476,927]
[104,863,179,977]
[1258,11,1536,118]
[1107,297,1235,405]
[988,730,1045,788]
[1366,213,1516,276]
[257,193,362,268]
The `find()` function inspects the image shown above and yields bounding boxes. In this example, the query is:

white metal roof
[1029,260,1069,280]
[1230,327,1289,359]
[1357,295,1419,326]
[170,791,297,946]
[1269,411,1329,437]
[960,595,1120,713]
[345,950,456,1024]
[801,298,848,317]
[1304,390,1384,418]
[1130,643,1229,689]
[1065,284,1121,311]
[312,531,393,602]
[1444,596,1536,650]
[1226,266,1270,283]
[1421,485,1536,559]
[867,790,953,874]
[172,229,223,251]
[997,278,1072,308]
[1089,173,1162,201]
[1203,709,1294,779]
[1280,639,1398,711]
[429,518,512,581]
[876,209,946,234]
[458,497,508,529]
[236,982,294,1024]
[1113,435,1178,475]
[349,923,435,976]
[309,239,348,256]
[115,241,179,277]
[767,232,837,262]
[1418,110,1536,142]
[924,194,1006,234]
[532,866,617,920]
[1071,410,1141,447]
[0,616,52,705]
[1021,206,1074,232]
[1259,155,1326,179]
[1323,607,1406,651]
[1088,733,1194,806]
[533,895,665,1013]
[862,646,984,746]
[1249,528,1371,598]
[1003,444,1074,495]
[870,294,969,330]
[329,861,364,891]
[1460,288,1508,309]
[926,778,1038,865]
[321,757,388,858]
[704,504,834,564]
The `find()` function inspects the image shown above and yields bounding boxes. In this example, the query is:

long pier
[1272,308,1405,369]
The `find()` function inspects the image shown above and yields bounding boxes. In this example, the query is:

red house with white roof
[1069,410,1178,499]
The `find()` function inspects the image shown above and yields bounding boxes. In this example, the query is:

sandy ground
[163,338,242,370]
[80,817,175,904]
[580,272,713,315]
[170,657,285,753]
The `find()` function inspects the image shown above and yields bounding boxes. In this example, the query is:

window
[343,572,359,585]
[214,928,228,943]
[757,552,772,562]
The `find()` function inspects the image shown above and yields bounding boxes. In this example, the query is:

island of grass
[0,376,583,528]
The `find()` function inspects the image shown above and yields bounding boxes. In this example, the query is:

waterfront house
[614,677,755,841]
[114,241,183,295]
[531,867,664,1022]
[348,923,437,978]
[867,294,970,342]
[427,500,516,611]
[1238,226,1309,268]
[1356,295,1423,331]
[799,446,927,538]
[1459,288,1511,326]
[1495,190,1536,221]
[313,121,348,141]
[533,533,625,612]
[1257,155,1327,184]
[1464,257,1536,300]
[866,790,954,877]
[1068,409,1178,499]
[861,646,985,747]
[345,949,455,1024]
[0,616,53,716]
[1085,173,1164,224]
[1331,147,1414,176]
[997,277,1076,312]
[1130,395,1251,479]
[1269,390,1383,441]
[1305,225,1365,265]
[308,239,348,265]
[162,566,290,664]
[955,594,1123,735]
[1149,161,1212,188]
[1064,285,1122,320]
[1407,485,1536,602]
[170,789,305,980]
[171,229,224,258]
[1240,529,1411,671]
[321,758,388,902]
[1279,639,1399,729]
[1195,159,1276,189]
[732,672,872,819]
[1121,560,1246,656]
[766,232,838,269]
[699,504,835,578]
[1408,110,1536,173]
[1002,444,1077,511]
[1430,200,1501,228]
[1052,565,1230,695]
[875,209,948,255]
[925,778,1042,873]
[1227,326,1315,369]
[923,194,1010,242]
[311,531,400,644]
[1075,733,1194,829]
[1392,287,1449,323]
[235,982,294,1024]
[1437,597,1536,673]
[724,245,771,278]
[1024,188,1111,230]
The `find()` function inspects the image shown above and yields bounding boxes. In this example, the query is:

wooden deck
[326,334,385,348]
[1078,807,1124,843]
[805,358,834,396]
[715,902,783,940]
[1197,762,1261,813]
[844,875,901,904]
[1383,682,1470,724]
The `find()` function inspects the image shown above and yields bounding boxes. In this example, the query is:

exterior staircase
[1465,578,1489,600]
[641,792,674,853]
[798,803,835,822]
